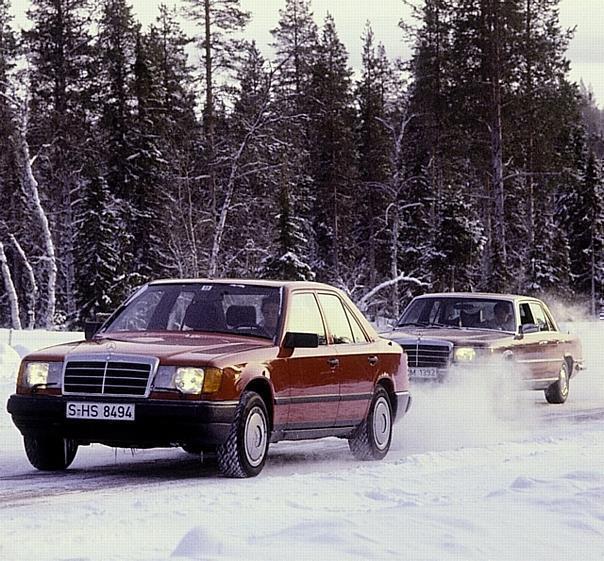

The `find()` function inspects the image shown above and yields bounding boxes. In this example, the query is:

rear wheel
[217,391,269,478]
[349,386,392,461]
[545,361,570,404]
[24,435,78,471]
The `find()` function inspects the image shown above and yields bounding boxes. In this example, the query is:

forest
[1,0,604,330]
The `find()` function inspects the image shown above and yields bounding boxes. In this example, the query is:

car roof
[148,278,340,291]
[412,292,543,303]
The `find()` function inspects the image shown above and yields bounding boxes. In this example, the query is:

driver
[259,296,280,337]
[489,302,515,331]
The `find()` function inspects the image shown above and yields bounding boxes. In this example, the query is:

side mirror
[283,332,319,349]
[84,313,112,340]
[84,321,103,340]
[520,323,540,335]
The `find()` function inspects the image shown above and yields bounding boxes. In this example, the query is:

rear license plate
[66,402,135,421]
[409,367,440,379]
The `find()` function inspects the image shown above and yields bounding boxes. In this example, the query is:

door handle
[368,356,379,366]
[327,358,339,368]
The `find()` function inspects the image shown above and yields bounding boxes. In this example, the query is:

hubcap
[372,397,391,450]
[244,406,267,467]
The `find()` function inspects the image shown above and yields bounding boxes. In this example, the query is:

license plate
[409,367,440,379]
[66,402,135,421]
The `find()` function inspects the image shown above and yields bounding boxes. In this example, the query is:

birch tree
[0,241,21,329]
[2,88,57,328]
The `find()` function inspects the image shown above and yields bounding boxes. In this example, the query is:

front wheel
[349,386,392,461]
[544,361,570,404]
[23,435,78,471]
[217,391,269,478]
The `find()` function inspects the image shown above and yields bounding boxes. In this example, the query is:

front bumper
[6,394,237,448]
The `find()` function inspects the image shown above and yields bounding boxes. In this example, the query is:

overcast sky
[9,0,604,106]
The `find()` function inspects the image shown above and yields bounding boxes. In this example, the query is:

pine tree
[405,0,582,294]
[266,0,319,280]
[143,5,200,277]
[23,0,95,323]
[185,0,250,276]
[355,25,392,289]
[75,171,133,319]
[261,179,314,281]
[96,0,138,200]
[307,13,357,283]
[81,0,143,311]
[220,42,275,277]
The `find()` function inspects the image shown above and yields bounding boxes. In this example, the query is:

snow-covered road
[1,323,604,561]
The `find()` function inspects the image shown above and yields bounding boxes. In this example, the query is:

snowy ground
[1,324,604,561]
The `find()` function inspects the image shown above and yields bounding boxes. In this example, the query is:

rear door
[316,292,376,428]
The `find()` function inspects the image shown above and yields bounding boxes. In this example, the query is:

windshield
[102,283,282,340]
[397,297,516,332]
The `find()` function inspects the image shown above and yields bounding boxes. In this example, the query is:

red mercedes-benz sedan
[7,279,410,477]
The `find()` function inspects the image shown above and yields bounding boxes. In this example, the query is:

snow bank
[1,322,604,561]
[0,328,84,358]
[0,343,20,383]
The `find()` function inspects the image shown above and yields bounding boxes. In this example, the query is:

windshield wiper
[396,321,430,328]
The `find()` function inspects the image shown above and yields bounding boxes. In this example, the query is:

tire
[348,386,393,461]
[24,435,78,471]
[544,360,570,404]
[217,391,269,478]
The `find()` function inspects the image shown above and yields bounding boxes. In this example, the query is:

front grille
[402,344,451,368]
[63,358,154,396]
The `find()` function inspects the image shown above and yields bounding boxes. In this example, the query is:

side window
[519,303,534,325]
[317,293,354,344]
[344,307,369,343]
[528,303,552,332]
[111,290,164,331]
[167,292,195,330]
[286,293,327,345]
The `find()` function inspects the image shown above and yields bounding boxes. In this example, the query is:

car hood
[23,332,271,364]
[384,327,514,347]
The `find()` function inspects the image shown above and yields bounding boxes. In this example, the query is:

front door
[284,292,339,430]
[515,302,561,383]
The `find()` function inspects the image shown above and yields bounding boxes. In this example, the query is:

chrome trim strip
[516,358,562,364]
[274,392,373,405]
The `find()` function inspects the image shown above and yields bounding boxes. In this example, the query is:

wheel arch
[376,377,397,419]
[243,377,274,431]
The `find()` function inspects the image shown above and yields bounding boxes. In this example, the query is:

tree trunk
[0,241,22,330]
[204,0,217,240]
[482,0,507,287]
[14,104,57,328]
[10,234,37,329]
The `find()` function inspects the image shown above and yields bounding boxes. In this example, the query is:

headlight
[453,347,476,362]
[22,362,63,388]
[154,366,222,394]
[174,367,205,394]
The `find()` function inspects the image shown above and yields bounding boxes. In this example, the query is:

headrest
[226,305,257,328]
